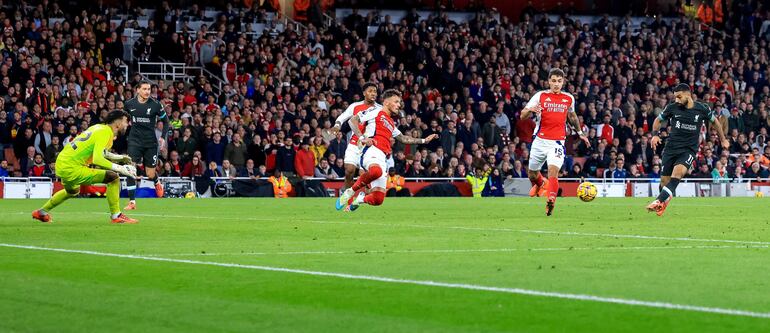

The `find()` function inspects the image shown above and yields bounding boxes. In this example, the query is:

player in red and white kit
[336,89,438,211]
[520,68,590,216]
[332,82,381,191]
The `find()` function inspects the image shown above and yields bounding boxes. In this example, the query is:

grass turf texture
[0,197,768,332]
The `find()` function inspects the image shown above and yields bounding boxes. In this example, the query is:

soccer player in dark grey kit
[123,81,169,210]
[647,84,730,216]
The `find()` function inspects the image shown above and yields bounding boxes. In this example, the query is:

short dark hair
[104,110,129,125]
[362,82,378,93]
[137,80,152,89]
[673,83,691,93]
[381,89,402,100]
[549,68,565,78]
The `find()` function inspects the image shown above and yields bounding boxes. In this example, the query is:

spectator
[295,139,315,179]
[268,170,292,198]
[276,137,297,177]
[34,121,53,155]
[182,155,206,178]
[712,161,729,183]
[220,160,238,179]
[327,132,347,161]
[745,162,770,179]
[224,133,247,168]
[511,160,527,178]
[44,136,62,165]
[483,168,505,197]
[177,128,197,165]
[20,147,37,177]
[611,159,628,180]
[567,163,586,178]
[28,153,52,178]
[240,159,260,179]
[314,159,338,180]
[0,160,9,178]
[331,158,346,178]
[206,133,226,167]
[310,137,327,165]
[161,162,181,177]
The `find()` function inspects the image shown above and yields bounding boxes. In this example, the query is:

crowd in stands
[0,0,769,191]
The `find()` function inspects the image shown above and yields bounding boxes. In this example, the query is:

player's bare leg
[545,165,560,216]
[343,163,357,189]
[146,166,164,198]
[647,166,687,216]
[124,162,141,210]
[345,164,386,211]
[527,170,548,197]
[102,171,138,224]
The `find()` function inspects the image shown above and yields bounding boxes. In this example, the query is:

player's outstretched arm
[396,133,438,145]
[333,105,355,132]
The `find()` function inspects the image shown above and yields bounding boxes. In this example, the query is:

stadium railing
[2,176,768,199]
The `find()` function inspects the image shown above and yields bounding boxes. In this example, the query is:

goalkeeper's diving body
[32,110,140,224]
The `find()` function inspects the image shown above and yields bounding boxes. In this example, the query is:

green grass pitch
[1,197,769,332]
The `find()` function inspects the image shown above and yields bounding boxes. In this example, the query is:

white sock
[344,188,354,196]
[111,213,121,219]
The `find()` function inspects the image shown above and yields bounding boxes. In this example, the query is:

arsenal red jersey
[358,108,402,155]
[525,90,576,141]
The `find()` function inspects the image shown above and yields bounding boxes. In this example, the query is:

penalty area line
[0,242,768,319]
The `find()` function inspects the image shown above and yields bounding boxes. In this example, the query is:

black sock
[126,177,136,200]
[657,178,680,202]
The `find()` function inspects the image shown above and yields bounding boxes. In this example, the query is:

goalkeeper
[32,110,140,224]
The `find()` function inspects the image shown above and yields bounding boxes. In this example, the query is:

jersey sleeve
[525,91,543,109]
[90,127,114,170]
[565,93,576,113]
[334,104,356,126]
[658,103,675,122]
[392,127,402,138]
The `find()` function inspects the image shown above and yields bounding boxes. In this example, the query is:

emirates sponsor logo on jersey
[542,102,569,113]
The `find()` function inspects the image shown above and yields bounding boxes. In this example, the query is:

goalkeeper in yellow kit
[32,110,140,224]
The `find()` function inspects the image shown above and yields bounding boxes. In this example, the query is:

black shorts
[661,149,695,177]
[128,143,159,168]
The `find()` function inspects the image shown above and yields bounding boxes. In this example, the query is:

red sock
[548,177,559,200]
[531,173,545,187]
[364,191,385,206]
[352,165,383,192]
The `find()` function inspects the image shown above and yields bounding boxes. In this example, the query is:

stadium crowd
[0,0,769,192]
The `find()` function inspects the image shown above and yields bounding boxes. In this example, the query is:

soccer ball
[756,191,765,198]
[577,181,597,202]
[185,191,197,199]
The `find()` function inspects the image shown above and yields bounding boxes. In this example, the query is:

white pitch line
[112,212,770,247]
[1,242,768,319]
[148,245,770,257]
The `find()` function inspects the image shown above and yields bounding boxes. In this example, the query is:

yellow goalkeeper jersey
[56,124,115,170]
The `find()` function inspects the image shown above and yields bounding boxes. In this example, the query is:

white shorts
[528,137,565,171]
[343,143,362,166]
[360,146,388,189]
